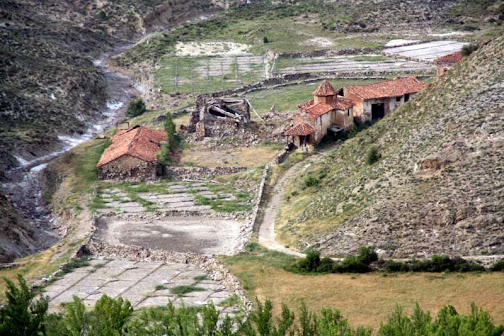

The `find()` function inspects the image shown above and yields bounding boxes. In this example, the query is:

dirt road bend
[258,152,326,257]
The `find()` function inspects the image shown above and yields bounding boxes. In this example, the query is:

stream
[1,44,138,256]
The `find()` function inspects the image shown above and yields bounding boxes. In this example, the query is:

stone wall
[99,155,161,181]
[165,166,248,180]
[278,47,379,58]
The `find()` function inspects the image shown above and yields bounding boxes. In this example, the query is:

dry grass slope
[277,36,504,257]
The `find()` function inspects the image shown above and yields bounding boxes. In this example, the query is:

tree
[156,112,178,165]
[461,43,478,57]
[0,275,49,336]
[126,98,146,118]
[163,112,176,150]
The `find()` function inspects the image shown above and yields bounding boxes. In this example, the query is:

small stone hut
[285,80,354,151]
[433,51,463,77]
[97,126,166,180]
[342,77,426,124]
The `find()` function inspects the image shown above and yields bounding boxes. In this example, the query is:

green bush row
[1,275,503,335]
[288,247,503,274]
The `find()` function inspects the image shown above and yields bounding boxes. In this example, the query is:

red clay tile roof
[298,98,355,118]
[344,77,426,100]
[313,80,337,96]
[97,126,166,168]
[285,122,316,136]
[434,51,463,64]
[298,99,314,109]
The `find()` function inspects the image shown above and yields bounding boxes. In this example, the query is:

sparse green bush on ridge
[366,146,381,165]
[126,98,146,118]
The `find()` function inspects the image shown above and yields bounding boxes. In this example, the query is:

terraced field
[44,259,238,312]
[273,55,433,75]
[155,55,267,93]
[383,40,467,62]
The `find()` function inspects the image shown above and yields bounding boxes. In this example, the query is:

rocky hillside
[277,36,504,258]
[0,0,223,263]
[0,0,220,169]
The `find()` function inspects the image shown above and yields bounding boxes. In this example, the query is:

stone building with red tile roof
[342,77,425,123]
[285,80,354,151]
[433,51,463,77]
[97,125,166,180]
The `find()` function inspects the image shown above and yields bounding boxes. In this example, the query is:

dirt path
[257,151,504,265]
[258,152,325,257]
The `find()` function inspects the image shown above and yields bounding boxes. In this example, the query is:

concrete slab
[95,216,243,255]
[137,296,174,307]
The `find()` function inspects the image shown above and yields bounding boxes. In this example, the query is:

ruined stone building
[433,51,463,77]
[341,77,426,123]
[285,80,354,150]
[188,98,251,140]
[97,126,166,180]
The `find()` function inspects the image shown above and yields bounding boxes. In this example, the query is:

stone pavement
[44,258,238,313]
[97,182,236,214]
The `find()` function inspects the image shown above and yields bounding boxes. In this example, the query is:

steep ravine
[0,45,138,263]
[0,1,227,263]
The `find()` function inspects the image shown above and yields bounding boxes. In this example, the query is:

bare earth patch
[181,146,279,168]
[308,37,334,48]
[175,41,250,56]
[95,216,243,255]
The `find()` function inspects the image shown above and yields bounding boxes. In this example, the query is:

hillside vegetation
[277,36,504,258]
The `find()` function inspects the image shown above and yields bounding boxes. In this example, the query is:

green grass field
[155,55,266,94]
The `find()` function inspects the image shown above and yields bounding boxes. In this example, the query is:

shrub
[0,275,48,335]
[490,260,504,272]
[294,249,321,272]
[303,175,320,188]
[126,98,146,118]
[97,10,107,21]
[378,303,504,336]
[334,255,371,273]
[461,43,478,56]
[366,146,381,165]
[263,36,269,43]
[381,255,485,273]
[357,246,378,265]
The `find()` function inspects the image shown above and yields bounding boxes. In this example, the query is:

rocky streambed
[0,44,139,260]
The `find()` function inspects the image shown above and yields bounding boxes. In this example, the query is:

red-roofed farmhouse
[284,80,354,151]
[97,125,166,180]
[433,51,463,77]
[342,77,425,123]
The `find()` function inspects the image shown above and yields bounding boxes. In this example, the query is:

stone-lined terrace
[44,258,238,313]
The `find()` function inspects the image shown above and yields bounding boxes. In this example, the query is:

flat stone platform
[95,216,243,256]
[44,258,237,312]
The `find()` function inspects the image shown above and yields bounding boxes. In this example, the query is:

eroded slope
[278,36,504,257]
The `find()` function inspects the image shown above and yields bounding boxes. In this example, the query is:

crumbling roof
[285,122,316,136]
[313,80,337,96]
[344,77,426,100]
[97,126,166,168]
[298,98,355,118]
[433,51,463,64]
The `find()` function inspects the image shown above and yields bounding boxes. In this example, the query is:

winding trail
[257,151,504,264]
[258,152,327,258]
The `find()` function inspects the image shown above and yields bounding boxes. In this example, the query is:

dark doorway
[404,94,410,102]
[371,103,385,121]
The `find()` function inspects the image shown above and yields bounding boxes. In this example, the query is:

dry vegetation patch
[222,245,504,330]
